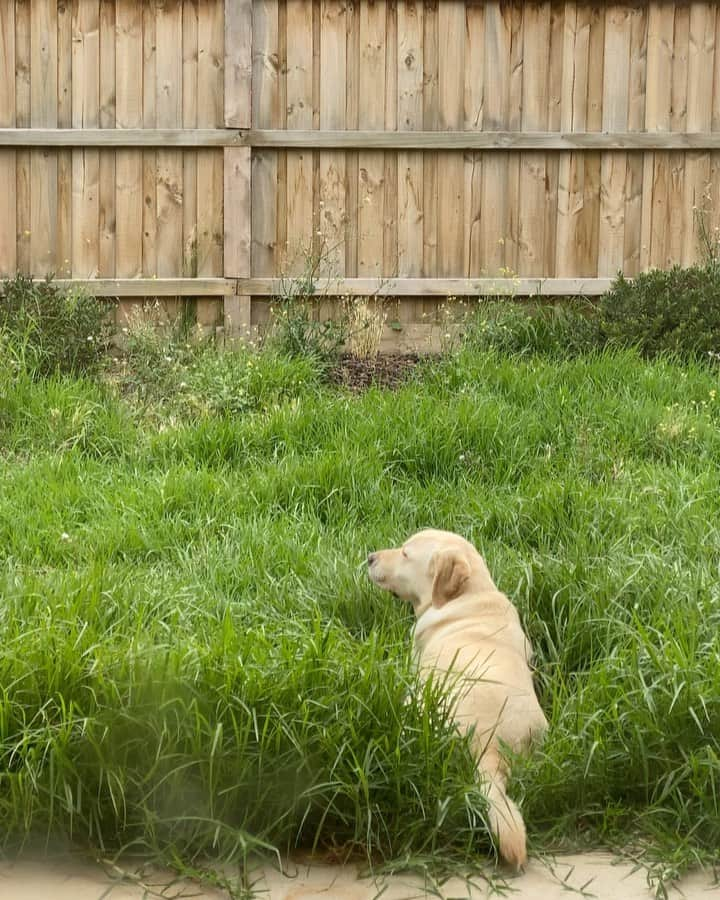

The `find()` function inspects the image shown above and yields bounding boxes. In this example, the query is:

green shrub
[0,274,112,377]
[599,265,720,360]
[462,301,602,359]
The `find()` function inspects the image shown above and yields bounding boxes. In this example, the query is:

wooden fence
[1,1,720,341]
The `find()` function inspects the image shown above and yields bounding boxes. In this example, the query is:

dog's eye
[401,549,409,559]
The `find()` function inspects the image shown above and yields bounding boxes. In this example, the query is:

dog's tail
[476,749,527,870]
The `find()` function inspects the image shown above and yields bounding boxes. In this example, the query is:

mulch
[328,352,427,392]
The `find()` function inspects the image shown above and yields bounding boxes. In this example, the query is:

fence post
[223,0,253,340]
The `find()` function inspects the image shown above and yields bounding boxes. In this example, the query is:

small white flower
[60,532,71,542]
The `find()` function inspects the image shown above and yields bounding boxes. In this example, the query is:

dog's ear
[431,548,471,608]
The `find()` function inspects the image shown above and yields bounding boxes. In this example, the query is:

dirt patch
[328,352,427,392]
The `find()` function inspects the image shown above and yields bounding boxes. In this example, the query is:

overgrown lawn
[1,345,719,893]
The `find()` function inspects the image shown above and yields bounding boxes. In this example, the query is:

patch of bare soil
[328,352,427,392]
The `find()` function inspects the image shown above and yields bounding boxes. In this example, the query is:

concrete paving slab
[0,853,715,900]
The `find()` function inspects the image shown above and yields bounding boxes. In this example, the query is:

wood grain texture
[142,1,157,277]
[519,2,550,277]
[437,1,464,277]
[480,1,511,276]
[225,0,252,127]
[182,0,199,276]
[285,0,314,271]
[156,0,183,277]
[31,0,58,274]
[252,0,279,276]
[8,129,720,151]
[598,5,631,277]
[223,146,251,277]
[358,0,385,278]
[0,0,16,275]
[197,0,224,275]
[116,0,143,278]
[99,0,116,277]
[624,2,647,275]
[237,276,615,296]
[397,0,423,277]
[319,0,347,275]
[6,0,720,299]
[15,0,31,273]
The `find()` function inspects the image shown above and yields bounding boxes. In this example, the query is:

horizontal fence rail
[10,277,615,298]
[4,130,720,150]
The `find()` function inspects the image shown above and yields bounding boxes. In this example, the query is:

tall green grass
[1,344,719,890]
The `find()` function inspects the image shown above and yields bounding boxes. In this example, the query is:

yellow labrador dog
[367,529,547,869]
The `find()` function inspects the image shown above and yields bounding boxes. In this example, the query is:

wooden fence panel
[2,0,720,325]
[241,0,720,284]
[0,0,227,284]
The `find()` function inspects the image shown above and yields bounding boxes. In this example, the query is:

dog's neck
[413,577,508,622]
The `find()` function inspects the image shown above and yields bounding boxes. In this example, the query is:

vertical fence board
[397,0,423,277]
[0,0,16,275]
[225,0,252,127]
[344,0,359,276]
[383,0,398,282]
[224,0,252,335]
[519,1,550,276]
[437,1,464,278]
[463,0,483,280]
[667,3,690,266]
[156,0,184,278]
[197,0,224,275]
[116,0,143,277]
[182,0,199,276]
[252,0,279,276]
[480,1,511,276]
[683,4,715,265]
[644,1,675,269]
[57,0,72,276]
[99,0,116,277]
[15,0,31,274]
[358,0,385,278]
[422,0,438,279]
[31,0,58,274]
[142,1,157,276]
[598,5,631,277]
[502,3,522,274]
[579,4,604,278]
[543,0,563,277]
[624,2,647,275]
[71,0,100,279]
[285,0,314,270]
[319,0,347,275]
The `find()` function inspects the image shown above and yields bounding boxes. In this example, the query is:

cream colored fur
[368,529,547,869]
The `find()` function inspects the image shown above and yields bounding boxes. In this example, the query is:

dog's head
[367,529,490,616]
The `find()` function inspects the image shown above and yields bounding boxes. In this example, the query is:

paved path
[0,853,716,899]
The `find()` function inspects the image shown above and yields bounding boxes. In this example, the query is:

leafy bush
[463,301,602,359]
[599,265,720,360]
[0,274,112,377]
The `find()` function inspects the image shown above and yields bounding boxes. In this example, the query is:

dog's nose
[367,552,377,566]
